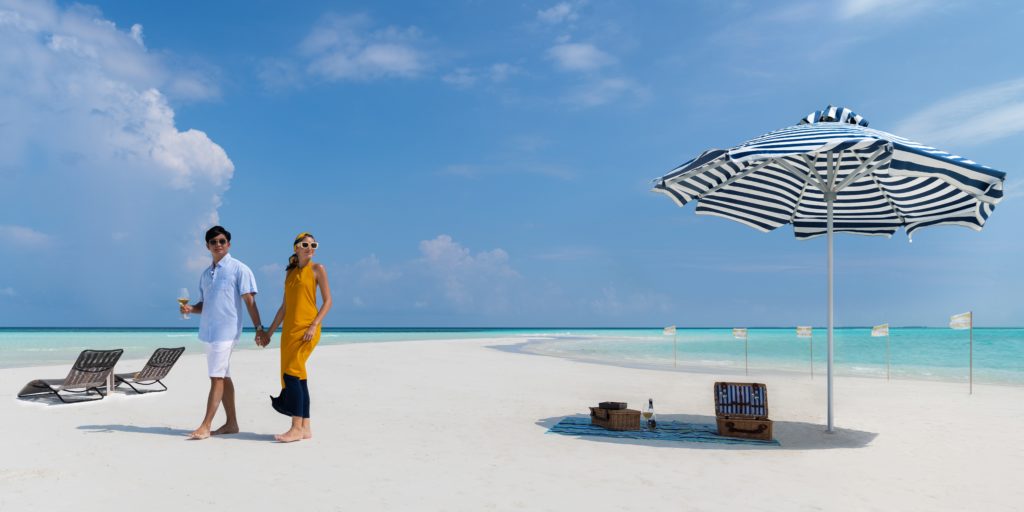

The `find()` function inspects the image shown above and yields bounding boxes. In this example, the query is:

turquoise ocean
[0,328,1021,385]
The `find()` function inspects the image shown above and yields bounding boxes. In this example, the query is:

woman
[265,232,332,442]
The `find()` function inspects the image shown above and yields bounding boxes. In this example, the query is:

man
[180,225,267,440]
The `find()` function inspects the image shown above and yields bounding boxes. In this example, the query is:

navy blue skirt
[270,373,310,418]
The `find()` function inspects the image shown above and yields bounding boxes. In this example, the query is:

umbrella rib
[827,152,837,195]
[844,148,906,224]
[867,161,907,224]
[668,153,730,182]
[789,178,810,223]
[694,159,773,197]
[774,158,827,194]
[834,146,889,192]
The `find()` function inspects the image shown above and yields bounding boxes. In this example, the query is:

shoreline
[3,336,1021,510]
[506,338,1024,388]
[3,330,1022,387]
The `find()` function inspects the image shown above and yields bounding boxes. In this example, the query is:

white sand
[1,337,1021,511]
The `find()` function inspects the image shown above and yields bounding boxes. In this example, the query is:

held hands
[255,330,271,348]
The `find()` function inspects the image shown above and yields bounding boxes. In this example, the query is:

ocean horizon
[1,327,1021,386]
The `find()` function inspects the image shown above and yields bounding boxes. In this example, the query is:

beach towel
[546,416,780,446]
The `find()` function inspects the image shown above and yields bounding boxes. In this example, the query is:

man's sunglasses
[297,242,319,249]
[207,238,229,246]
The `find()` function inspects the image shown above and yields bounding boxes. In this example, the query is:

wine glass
[641,401,654,430]
[177,288,191,320]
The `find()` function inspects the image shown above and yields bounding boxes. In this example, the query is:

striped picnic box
[713,382,773,441]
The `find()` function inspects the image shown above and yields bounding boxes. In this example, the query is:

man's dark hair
[205,225,231,243]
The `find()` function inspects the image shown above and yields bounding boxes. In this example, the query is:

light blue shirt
[197,253,258,342]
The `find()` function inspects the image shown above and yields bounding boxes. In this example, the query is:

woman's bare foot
[274,427,304,443]
[303,427,312,440]
[212,423,239,435]
[188,426,211,440]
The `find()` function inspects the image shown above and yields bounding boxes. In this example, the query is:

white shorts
[203,340,237,378]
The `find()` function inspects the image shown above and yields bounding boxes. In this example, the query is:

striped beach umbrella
[653,106,1006,432]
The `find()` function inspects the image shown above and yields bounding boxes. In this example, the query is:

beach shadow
[77,424,276,442]
[15,385,171,406]
[538,414,877,451]
[16,394,110,406]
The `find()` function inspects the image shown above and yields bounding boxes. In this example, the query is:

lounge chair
[114,347,185,394]
[17,349,124,403]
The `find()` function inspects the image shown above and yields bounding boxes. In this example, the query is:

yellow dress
[280,263,320,383]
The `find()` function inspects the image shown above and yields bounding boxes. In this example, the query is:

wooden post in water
[673,332,677,368]
[664,325,677,369]
[949,312,973,395]
[797,326,813,379]
[733,328,748,375]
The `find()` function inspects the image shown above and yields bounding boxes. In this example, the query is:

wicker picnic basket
[589,406,640,431]
[713,382,773,441]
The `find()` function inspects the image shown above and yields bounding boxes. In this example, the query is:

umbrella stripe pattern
[654,106,1006,240]
[652,106,1008,432]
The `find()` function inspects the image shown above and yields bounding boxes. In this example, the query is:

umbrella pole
[827,190,835,433]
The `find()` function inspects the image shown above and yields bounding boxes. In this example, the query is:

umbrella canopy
[653,106,1007,432]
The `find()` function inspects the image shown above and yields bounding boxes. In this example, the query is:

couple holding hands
[179,226,332,443]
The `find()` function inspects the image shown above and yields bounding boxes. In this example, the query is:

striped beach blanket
[546,417,779,446]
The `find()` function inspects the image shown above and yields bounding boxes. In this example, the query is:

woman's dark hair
[286,232,315,272]
[205,225,231,243]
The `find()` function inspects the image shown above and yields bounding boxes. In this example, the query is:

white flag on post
[872,323,889,337]
[796,326,812,338]
[949,312,972,330]
[663,325,676,335]
[732,328,748,340]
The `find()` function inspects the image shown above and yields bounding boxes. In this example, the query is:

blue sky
[0,0,1021,327]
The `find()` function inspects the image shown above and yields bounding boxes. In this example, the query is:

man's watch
[256,325,266,332]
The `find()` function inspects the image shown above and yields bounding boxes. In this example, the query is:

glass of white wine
[642,398,655,430]
[178,288,191,320]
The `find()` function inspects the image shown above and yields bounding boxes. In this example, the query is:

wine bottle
[645,398,656,428]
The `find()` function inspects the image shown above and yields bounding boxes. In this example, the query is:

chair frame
[17,349,124,403]
[114,347,185,394]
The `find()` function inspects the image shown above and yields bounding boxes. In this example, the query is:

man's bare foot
[274,428,304,443]
[212,423,239,436]
[188,427,211,440]
[303,428,312,440]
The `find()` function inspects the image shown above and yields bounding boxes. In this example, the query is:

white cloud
[564,77,649,107]
[838,0,941,20]
[128,23,143,45]
[442,67,477,88]
[441,63,519,89]
[0,286,16,297]
[546,42,613,71]
[894,78,1024,147]
[295,13,427,82]
[352,254,401,283]
[537,3,579,24]
[0,1,234,318]
[489,63,517,82]
[0,225,52,248]
[418,235,518,308]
